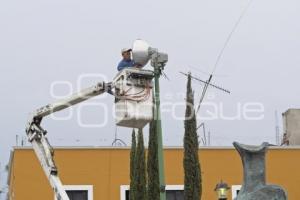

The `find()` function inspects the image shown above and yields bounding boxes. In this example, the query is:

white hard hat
[121,48,132,54]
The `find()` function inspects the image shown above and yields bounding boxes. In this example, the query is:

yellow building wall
[8,147,300,200]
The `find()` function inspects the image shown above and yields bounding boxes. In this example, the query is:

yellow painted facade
[7,146,300,200]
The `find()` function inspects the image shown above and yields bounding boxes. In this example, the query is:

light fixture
[215,180,230,200]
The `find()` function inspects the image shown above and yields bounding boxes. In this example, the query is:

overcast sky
[0,0,300,195]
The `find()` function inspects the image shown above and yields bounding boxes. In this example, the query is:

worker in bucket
[117,48,140,71]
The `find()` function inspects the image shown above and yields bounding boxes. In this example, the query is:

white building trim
[54,185,93,200]
[120,185,184,200]
[231,185,242,200]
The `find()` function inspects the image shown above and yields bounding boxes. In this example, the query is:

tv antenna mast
[180,0,253,112]
[275,110,280,145]
[180,71,230,112]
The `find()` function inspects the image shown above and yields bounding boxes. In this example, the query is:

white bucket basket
[113,68,154,129]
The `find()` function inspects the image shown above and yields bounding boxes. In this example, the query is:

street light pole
[153,62,167,200]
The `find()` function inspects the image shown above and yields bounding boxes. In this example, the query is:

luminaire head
[132,39,168,68]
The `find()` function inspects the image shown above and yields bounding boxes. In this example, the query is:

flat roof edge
[11,145,300,150]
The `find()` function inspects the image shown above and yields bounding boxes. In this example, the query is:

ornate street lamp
[214,180,230,200]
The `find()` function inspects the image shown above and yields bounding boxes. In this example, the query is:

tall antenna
[180,72,230,94]
[211,0,254,74]
[197,74,213,113]
[275,110,280,145]
[15,135,19,146]
[180,72,230,113]
[181,0,253,113]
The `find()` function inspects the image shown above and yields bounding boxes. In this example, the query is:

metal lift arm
[25,82,111,200]
[24,39,168,200]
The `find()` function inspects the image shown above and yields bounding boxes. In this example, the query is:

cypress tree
[130,129,137,200]
[135,128,147,200]
[147,119,160,200]
[183,73,202,200]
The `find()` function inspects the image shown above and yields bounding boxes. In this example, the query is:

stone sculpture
[233,142,287,200]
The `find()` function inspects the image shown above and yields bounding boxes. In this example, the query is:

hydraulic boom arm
[25,82,111,200]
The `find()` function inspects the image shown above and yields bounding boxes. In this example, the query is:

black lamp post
[214,180,230,200]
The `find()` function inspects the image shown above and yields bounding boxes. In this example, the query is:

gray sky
[0,0,300,195]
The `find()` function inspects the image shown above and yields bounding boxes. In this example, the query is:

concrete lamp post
[215,180,230,200]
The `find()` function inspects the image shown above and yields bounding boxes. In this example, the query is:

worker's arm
[117,60,126,71]
[117,60,139,71]
[134,63,142,68]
